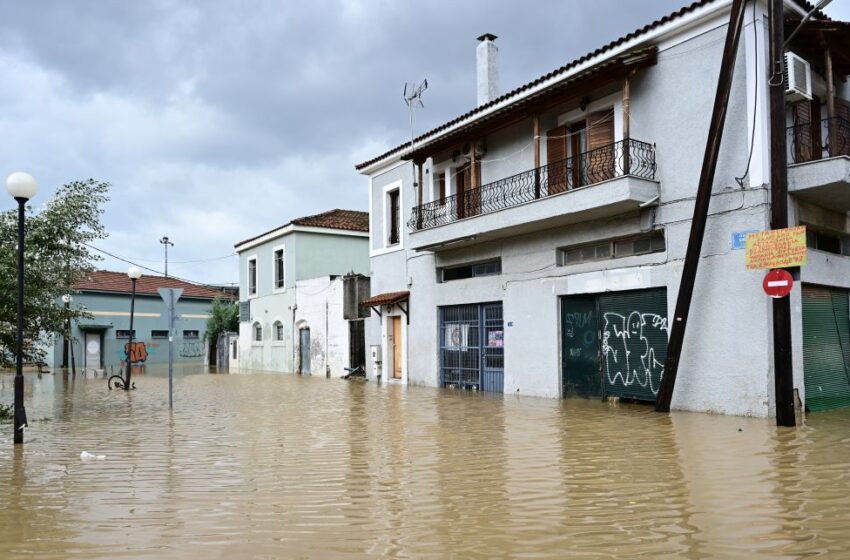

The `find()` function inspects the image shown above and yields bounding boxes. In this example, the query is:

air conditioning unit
[784,52,812,103]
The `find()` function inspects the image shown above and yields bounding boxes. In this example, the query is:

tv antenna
[403,79,428,191]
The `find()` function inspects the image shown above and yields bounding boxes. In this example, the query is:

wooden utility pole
[655,0,747,412]
[769,0,796,427]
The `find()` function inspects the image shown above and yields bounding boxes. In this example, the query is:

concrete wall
[50,292,216,369]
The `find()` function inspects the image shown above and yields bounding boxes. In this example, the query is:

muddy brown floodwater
[1,366,850,559]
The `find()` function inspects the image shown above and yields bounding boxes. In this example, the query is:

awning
[361,291,410,323]
[786,20,850,76]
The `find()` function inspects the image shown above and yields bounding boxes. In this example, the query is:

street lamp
[62,295,76,376]
[109,266,142,391]
[6,171,38,446]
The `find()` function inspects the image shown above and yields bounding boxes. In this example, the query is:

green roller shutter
[597,289,668,402]
[802,285,850,411]
[561,295,602,398]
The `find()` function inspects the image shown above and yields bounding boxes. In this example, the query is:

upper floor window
[116,330,136,339]
[151,330,169,339]
[274,248,285,289]
[558,231,665,266]
[436,171,446,205]
[183,330,200,339]
[248,258,257,296]
[440,259,502,282]
[806,228,849,256]
[388,188,400,246]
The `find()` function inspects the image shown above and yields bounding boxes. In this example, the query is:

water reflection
[2,368,850,558]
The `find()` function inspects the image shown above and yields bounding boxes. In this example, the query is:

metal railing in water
[408,138,657,231]
[787,116,850,165]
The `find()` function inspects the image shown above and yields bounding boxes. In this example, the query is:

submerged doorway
[299,328,311,375]
[561,288,668,402]
[439,302,504,392]
[390,316,403,379]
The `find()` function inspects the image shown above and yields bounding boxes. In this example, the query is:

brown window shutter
[586,110,615,182]
[438,172,446,204]
[833,98,850,157]
[793,100,814,162]
[547,126,567,194]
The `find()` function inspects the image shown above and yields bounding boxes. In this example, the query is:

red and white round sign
[763,269,794,298]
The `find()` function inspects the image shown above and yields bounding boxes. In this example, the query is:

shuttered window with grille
[586,109,615,183]
[547,126,568,194]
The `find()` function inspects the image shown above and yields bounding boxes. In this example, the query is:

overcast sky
[2,0,848,286]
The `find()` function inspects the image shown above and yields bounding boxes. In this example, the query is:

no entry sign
[763,269,794,298]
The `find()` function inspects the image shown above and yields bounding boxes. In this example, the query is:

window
[440,259,502,282]
[116,330,136,339]
[253,322,263,342]
[273,321,284,341]
[274,248,285,289]
[183,330,199,339]
[437,171,446,204]
[151,330,169,339]
[248,258,257,296]
[558,231,665,266]
[388,189,400,245]
[806,229,848,255]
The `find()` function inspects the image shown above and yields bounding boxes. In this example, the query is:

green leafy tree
[205,297,239,344]
[0,179,110,367]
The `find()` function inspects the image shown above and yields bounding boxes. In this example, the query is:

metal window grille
[254,323,262,342]
[183,330,199,339]
[116,330,136,339]
[151,330,169,339]
[440,302,504,392]
[274,322,284,341]
[274,250,285,289]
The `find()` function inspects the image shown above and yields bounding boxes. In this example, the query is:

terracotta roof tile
[354,0,828,172]
[361,291,410,307]
[73,270,234,300]
[235,209,368,248]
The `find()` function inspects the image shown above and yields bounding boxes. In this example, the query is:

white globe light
[5,172,38,200]
[127,266,143,280]
[62,294,72,303]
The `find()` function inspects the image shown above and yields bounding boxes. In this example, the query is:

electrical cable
[736,0,759,187]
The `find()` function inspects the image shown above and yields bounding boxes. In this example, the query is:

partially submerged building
[52,270,232,371]
[234,209,370,376]
[356,0,850,416]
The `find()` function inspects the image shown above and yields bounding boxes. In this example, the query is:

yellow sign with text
[745,226,807,269]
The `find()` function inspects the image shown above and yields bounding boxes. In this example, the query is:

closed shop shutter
[597,288,668,402]
[802,285,850,411]
[561,295,602,398]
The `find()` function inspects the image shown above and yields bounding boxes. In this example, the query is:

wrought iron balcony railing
[408,138,656,232]
[787,116,850,165]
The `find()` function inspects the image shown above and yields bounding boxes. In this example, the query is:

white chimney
[477,33,499,106]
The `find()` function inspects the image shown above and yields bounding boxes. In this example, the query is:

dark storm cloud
[3,0,843,283]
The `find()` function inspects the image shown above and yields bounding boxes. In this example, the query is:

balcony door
[456,162,480,219]
[547,109,614,193]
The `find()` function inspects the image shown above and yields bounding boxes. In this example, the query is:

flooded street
[2,367,850,559]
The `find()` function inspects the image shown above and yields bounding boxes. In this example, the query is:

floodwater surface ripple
[1,367,850,559]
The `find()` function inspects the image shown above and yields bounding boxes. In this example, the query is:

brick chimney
[477,33,499,106]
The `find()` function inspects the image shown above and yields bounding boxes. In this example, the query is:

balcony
[407,139,659,251]
[787,117,850,211]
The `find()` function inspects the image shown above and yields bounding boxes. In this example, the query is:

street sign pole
[158,288,183,410]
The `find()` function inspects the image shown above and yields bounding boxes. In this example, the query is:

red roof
[73,270,234,300]
[354,0,828,171]
[361,291,410,307]
[235,209,369,248]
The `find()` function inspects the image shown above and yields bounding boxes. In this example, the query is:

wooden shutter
[438,172,446,204]
[547,126,568,194]
[586,110,615,182]
[833,98,850,157]
[793,100,814,162]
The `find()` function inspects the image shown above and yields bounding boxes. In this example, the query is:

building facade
[234,209,370,376]
[51,270,232,371]
[357,0,850,416]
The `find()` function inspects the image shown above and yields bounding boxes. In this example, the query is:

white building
[356,0,850,416]
[234,209,370,376]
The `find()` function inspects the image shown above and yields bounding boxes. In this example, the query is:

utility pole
[160,236,174,278]
[768,0,795,427]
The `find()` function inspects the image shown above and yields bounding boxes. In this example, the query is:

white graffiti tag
[601,312,668,395]
[563,311,593,339]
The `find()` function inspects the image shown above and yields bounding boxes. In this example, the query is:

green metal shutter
[561,295,602,398]
[597,288,668,402]
[802,285,850,411]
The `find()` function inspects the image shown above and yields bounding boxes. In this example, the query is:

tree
[0,179,110,367]
[205,297,239,344]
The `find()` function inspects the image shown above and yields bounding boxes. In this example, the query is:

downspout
[655,0,748,412]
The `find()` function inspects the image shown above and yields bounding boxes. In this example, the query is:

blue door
[299,328,311,375]
[440,302,503,393]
